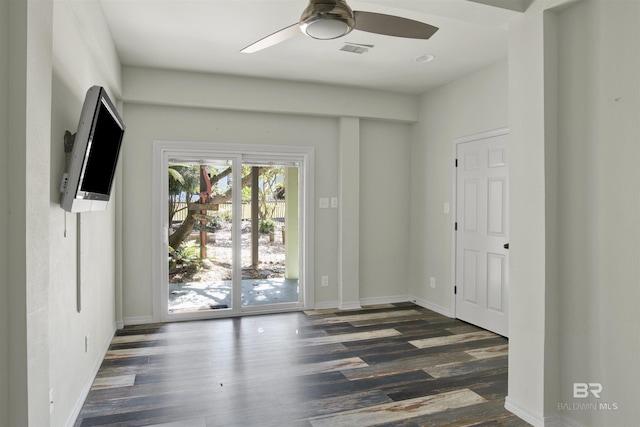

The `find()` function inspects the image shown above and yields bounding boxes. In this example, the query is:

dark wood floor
[75,303,528,427]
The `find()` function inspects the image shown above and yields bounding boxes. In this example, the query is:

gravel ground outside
[170,220,286,284]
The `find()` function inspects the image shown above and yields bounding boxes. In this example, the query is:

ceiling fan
[241,0,439,53]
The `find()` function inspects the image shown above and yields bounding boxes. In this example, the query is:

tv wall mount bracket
[64,130,76,153]
[60,130,76,193]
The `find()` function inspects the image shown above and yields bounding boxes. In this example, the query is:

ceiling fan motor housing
[300,0,356,40]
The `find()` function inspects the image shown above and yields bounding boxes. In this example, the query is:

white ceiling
[99,0,524,94]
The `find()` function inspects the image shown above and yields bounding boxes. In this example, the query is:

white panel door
[455,133,509,337]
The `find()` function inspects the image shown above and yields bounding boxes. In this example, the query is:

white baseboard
[411,296,454,318]
[505,397,584,427]
[505,396,545,427]
[339,301,363,310]
[313,295,409,311]
[359,295,409,306]
[66,322,117,427]
[313,295,453,315]
[123,316,154,326]
[313,300,340,310]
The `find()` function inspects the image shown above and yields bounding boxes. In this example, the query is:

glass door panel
[167,160,235,313]
[240,164,299,307]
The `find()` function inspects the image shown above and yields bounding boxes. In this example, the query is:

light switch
[444,202,450,214]
[319,198,329,209]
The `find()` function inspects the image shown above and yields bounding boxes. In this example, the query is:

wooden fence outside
[171,201,286,224]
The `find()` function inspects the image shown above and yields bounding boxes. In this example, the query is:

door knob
[504,243,509,249]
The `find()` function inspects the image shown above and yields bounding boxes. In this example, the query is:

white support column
[7,0,53,425]
[338,117,361,309]
[505,4,560,425]
[0,1,9,425]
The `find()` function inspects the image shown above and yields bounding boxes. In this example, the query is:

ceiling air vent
[340,42,373,54]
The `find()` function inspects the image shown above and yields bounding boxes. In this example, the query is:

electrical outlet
[321,276,329,287]
[330,197,339,208]
[430,277,436,288]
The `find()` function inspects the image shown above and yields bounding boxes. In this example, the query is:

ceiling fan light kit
[241,0,439,53]
[300,0,356,39]
[414,54,435,63]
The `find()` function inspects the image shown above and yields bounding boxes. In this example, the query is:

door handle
[504,243,509,249]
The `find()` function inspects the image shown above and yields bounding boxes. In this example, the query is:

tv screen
[79,100,123,195]
[60,86,125,213]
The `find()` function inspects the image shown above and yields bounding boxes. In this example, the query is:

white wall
[360,119,411,301]
[409,60,509,313]
[47,1,122,425]
[0,0,9,424]
[556,1,640,425]
[123,67,418,123]
[119,68,418,321]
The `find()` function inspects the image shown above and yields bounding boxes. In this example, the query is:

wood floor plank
[393,398,520,427]
[307,388,486,427]
[409,330,498,349]
[465,343,509,359]
[298,328,402,346]
[219,356,369,384]
[341,353,472,381]
[145,418,207,427]
[311,309,424,325]
[204,390,393,427]
[90,374,136,390]
[426,356,509,379]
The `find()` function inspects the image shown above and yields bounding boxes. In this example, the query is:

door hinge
[455,222,458,231]
[454,286,457,295]
[455,158,458,167]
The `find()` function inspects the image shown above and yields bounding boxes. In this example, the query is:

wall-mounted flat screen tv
[60,86,125,213]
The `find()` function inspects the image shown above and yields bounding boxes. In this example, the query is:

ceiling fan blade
[353,11,438,39]
[241,23,301,53]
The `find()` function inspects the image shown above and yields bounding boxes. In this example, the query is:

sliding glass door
[153,142,312,322]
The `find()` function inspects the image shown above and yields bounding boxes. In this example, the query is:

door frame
[451,127,509,320]
[152,140,315,322]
